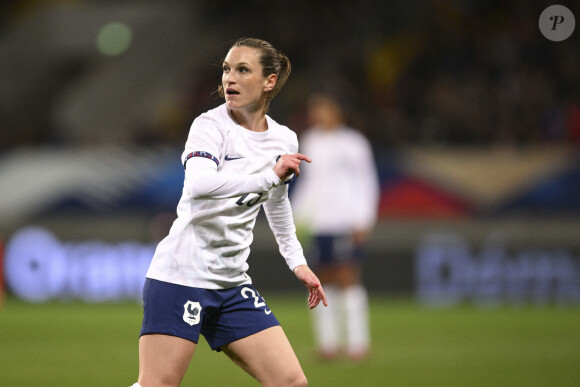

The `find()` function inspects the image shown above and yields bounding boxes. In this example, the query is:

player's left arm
[263,185,305,270]
[263,184,326,308]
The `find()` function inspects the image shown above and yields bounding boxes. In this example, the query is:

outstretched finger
[291,153,312,163]
[317,284,328,307]
[313,283,327,307]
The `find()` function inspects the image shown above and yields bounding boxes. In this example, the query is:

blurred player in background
[131,38,326,387]
[291,93,380,361]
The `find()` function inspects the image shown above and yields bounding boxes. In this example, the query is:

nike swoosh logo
[225,154,245,161]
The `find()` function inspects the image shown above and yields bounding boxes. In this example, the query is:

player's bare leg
[221,326,308,387]
[138,334,196,387]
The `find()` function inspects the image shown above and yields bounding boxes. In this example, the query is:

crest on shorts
[183,301,202,326]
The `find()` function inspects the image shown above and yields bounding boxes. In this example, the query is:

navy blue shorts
[310,234,364,266]
[139,279,280,351]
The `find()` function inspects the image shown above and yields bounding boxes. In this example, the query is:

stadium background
[0,0,579,386]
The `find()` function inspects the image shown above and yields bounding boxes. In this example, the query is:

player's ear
[264,74,277,92]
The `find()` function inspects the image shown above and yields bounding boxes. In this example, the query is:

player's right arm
[186,153,309,200]
[182,116,281,200]
[185,157,281,200]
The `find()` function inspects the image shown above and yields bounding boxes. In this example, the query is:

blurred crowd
[368,0,580,147]
[1,0,579,149]
[139,0,580,148]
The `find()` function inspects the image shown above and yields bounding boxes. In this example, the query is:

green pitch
[1,295,579,386]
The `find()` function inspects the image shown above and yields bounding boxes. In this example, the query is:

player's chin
[225,95,242,105]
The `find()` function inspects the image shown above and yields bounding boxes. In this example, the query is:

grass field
[1,294,579,386]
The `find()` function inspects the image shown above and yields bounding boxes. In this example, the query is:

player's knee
[139,372,182,387]
[285,371,308,387]
[264,370,307,387]
[294,374,308,387]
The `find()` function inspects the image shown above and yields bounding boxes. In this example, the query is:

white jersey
[291,125,380,234]
[146,104,307,289]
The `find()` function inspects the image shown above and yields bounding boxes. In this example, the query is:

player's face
[222,46,276,112]
[308,96,342,130]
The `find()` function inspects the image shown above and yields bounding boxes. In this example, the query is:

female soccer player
[131,38,327,387]
[291,93,380,361]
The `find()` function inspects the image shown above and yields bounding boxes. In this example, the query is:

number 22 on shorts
[241,287,272,314]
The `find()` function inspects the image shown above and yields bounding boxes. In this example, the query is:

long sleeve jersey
[290,125,380,235]
[146,104,307,289]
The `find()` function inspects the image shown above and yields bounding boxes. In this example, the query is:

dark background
[1,0,579,304]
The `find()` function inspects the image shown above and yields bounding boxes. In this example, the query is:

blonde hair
[217,38,291,113]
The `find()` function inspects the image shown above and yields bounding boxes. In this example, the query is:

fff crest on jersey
[183,300,202,326]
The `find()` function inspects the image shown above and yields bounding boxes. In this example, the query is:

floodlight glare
[96,22,133,56]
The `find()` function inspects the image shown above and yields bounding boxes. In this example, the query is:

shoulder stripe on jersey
[184,151,219,169]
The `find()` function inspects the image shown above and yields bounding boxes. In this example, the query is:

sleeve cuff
[285,249,308,271]
[263,169,282,187]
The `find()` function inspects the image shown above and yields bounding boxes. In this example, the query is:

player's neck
[321,119,343,131]
[229,108,268,132]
